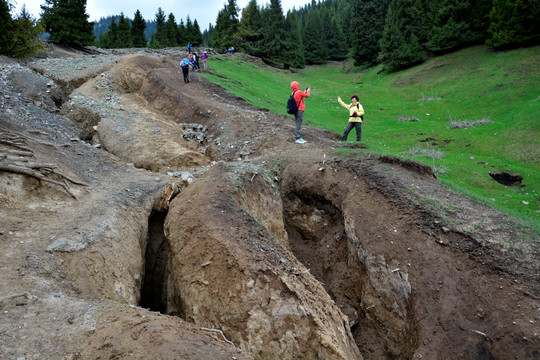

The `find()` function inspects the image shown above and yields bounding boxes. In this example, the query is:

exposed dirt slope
[0,45,538,360]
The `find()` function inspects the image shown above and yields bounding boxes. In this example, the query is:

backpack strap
[349,103,361,118]
[292,90,299,107]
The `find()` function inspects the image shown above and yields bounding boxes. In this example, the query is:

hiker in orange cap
[290,81,310,144]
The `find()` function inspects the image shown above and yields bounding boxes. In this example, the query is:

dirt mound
[111,55,178,93]
[379,154,437,178]
[0,45,538,359]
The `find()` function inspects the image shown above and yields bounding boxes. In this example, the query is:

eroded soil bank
[0,45,538,359]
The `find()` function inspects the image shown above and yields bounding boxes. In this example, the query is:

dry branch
[0,137,31,152]
[52,170,89,187]
[23,161,57,170]
[200,327,236,347]
[2,149,34,157]
[0,127,60,150]
[0,130,87,198]
[0,162,77,199]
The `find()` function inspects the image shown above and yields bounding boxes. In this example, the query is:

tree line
[1,0,539,72]
[94,9,204,49]
[211,0,539,70]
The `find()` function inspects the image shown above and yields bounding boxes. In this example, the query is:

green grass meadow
[201,46,540,232]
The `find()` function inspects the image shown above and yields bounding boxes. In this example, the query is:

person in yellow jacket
[338,95,364,142]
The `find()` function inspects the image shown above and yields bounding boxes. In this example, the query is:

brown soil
[0,45,538,360]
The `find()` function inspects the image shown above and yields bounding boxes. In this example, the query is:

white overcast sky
[12,0,313,30]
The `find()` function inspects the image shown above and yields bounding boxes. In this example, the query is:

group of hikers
[180,45,364,143]
[290,81,364,144]
[180,43,208,84]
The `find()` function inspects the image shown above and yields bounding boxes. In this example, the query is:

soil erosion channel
[0,48,538,360]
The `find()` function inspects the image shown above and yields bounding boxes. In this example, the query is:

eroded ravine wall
[163,162,362,360]
[280,161,417,359]
[278,156,539,360]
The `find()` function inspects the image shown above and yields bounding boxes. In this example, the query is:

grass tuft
[405,146,445,159]
[450,118,492,129]
[396,116,420,122]
[418,93,442,101]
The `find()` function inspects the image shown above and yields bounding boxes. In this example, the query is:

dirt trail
[0,45,538,359]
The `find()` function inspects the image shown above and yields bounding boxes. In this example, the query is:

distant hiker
[201,51,208,70]
[338,95,364,142]
[187,42,192,54]
[290,81,310,144]
[192,52,200,69]
[189,57,198,81]
[180,58,190,83]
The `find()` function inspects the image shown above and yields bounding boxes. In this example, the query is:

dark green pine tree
[212,9,228,49]
[213,0,240,50]
[380,0,428,71]
[325,8,348,60]
[0,0,14,55]
[427,0,478,52]
[96,30,105,47]
[116,13,133,48]
[467,0,492,41]
[164,13,179,47]
[185,16,194,44]
[286,10,305,68]
[1,4,44,58]
[40,0,95,47]
[178,19,187,46]
[260,0,297,67]
[303,6,327,63]
[236,0,263,53]
[131,10,147,48]
[486,0,540,49]
[186,16,202,46]
[352,0,391,66]
[318,6,333,61]
[149,7,167,48]
[191,19,203,46]
[334,0,353,48]
[148,34,159,49]
[100,17,118,48]
[203,23,214,46]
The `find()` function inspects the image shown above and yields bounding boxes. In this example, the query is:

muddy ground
[0,44,538,359]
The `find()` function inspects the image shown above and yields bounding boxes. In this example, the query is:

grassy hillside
[201,45,540,232]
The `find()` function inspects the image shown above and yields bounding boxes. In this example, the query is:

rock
[46,238,68,251]
[167,172,195,185]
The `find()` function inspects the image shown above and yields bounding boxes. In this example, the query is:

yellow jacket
[338,97,364,123]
